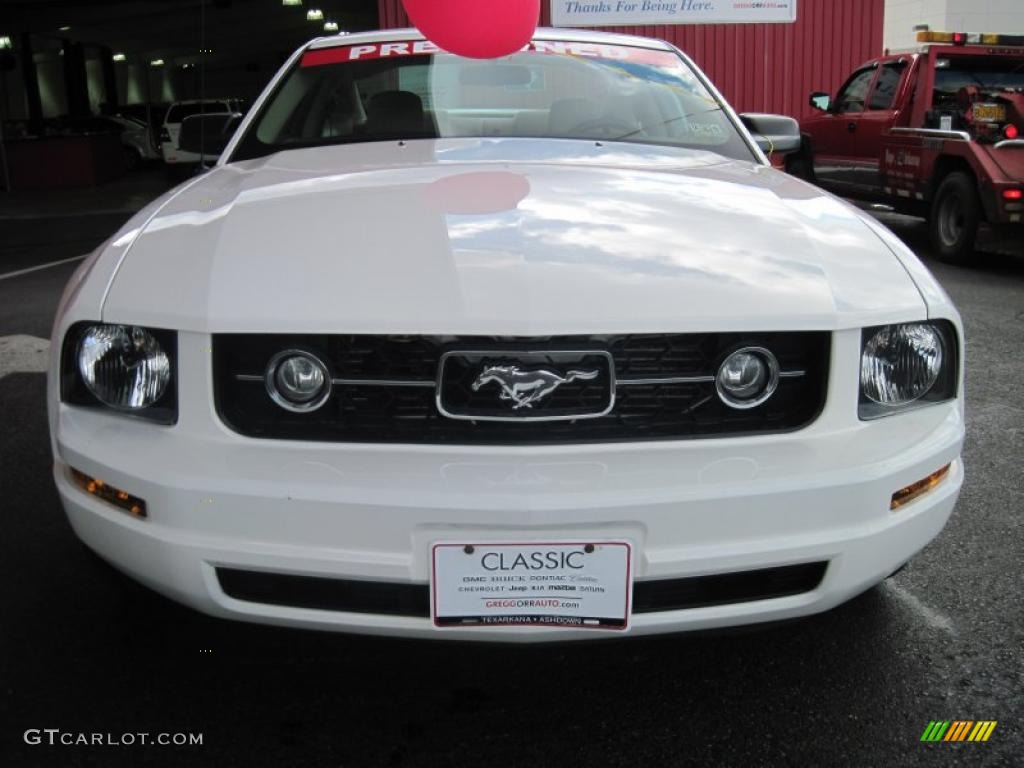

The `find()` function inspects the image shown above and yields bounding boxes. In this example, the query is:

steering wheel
[567,117,641,139]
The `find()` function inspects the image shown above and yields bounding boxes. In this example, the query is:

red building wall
[376,0,884,120]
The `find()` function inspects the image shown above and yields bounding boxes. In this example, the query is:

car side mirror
[739,113,801,155]
[177,112,242,156]
[809,92,831,112]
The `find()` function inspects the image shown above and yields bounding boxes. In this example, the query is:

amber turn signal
[70,468,147,518]
[890,464,951,510]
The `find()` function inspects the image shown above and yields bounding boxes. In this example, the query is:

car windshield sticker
[300,40,680,68]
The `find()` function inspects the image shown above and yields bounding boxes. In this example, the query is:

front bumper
[53,338,964,640]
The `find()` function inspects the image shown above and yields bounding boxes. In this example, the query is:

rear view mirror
[459,64,533,87]
[178,112,242,156]
[808,91,831,112]
[739,113,801,155]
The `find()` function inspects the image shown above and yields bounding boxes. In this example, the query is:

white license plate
[431,541,632,630]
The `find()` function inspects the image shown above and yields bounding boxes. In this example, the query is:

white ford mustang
[49,29,964,641]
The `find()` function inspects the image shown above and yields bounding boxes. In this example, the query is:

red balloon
[403,0,540,59]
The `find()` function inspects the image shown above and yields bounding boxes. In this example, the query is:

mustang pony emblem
[471,365,600,410]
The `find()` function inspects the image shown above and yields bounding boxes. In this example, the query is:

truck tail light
[1003,189,1023,201]
[1004,124,1019,140]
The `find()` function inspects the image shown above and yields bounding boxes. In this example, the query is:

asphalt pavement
[0,172,1021,767]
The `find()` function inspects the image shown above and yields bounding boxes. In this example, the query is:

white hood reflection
[101,138,925,333]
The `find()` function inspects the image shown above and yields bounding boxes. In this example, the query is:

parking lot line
[885,581,956,635]
[0,255,86,282]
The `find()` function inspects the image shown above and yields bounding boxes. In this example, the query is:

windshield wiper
[611,106,724,141]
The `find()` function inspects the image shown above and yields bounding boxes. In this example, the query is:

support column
[100,46,118,113]
[19,33,43,133]
[62,39,90,117]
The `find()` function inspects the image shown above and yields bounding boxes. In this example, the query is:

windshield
[934,57,1024,98]
[231,39,754,162]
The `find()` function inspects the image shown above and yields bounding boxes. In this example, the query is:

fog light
[715,347,779,409]
[71,468,147,518]
[890,464,951,510]
[265,350,331,412]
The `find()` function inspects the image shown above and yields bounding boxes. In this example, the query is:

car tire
[164,163,187,183]
[123,146,142,171]
[79,543,151,599]
[785,151,816,183]
[886,561,910,579]
[929,171,981,264]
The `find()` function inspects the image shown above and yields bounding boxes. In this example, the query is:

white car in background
[45,114,160,169]
[160,98,243,166]
[106,114,162,168]
[50,29,964,641]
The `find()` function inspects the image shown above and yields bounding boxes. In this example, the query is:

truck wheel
[785,152,815,183]
[929,172,980,264]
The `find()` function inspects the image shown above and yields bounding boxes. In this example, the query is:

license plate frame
[431,541,632,630]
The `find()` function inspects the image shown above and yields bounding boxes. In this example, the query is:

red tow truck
[789,31,1024,263]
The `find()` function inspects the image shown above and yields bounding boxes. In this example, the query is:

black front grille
[214,333,829,444]
[215,562,828,618]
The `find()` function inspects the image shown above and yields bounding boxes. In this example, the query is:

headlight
[79,325,170,408]
[62,323,177,422]
[859,321,957,418]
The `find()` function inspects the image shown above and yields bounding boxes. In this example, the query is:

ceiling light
[323,21,339,32]
[306,8,323,21]
[0,36,12,50]
[150,58,164,67]
[282,0,302,5]
[112,52,126,62]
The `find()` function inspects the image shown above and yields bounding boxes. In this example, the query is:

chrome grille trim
[332,378,436,388]
[235,373,436,388]
[235,370,807,389]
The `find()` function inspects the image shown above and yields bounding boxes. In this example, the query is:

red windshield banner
[300,40,677,68]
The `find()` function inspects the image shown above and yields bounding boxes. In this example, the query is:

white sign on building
[550,0,798,27]
[884,0,1024,53]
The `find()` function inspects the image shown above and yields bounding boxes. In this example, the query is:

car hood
[102,138,925,334]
